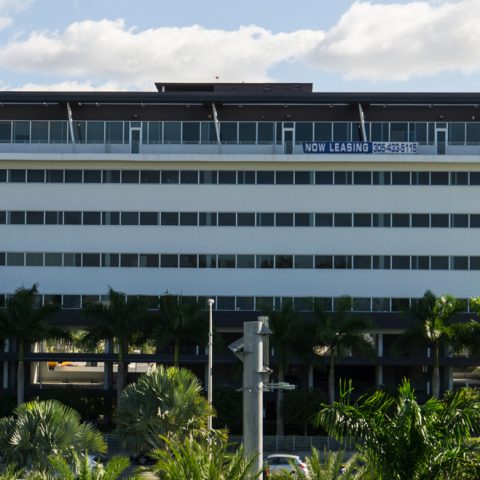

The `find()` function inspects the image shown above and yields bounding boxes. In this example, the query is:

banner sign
[302,141,418,154]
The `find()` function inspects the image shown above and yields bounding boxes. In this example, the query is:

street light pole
[207,298,214,431]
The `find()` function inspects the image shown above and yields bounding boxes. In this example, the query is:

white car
[264,454,309,478]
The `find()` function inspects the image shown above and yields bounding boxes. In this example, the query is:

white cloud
[0,0,479,89]
[306,0,480,81]
[8,80,125,92]
[0,0,32,13]
[0,19,324,90]
[0,16,11,30]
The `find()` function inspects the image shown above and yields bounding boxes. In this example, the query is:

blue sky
[0,0,478,92]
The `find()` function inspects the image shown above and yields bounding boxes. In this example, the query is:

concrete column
[376,333,384,387]
[243,321,265,480]
[103,338,113,390]
[3,338,9,389]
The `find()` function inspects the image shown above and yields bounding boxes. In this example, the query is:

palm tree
[268,299,300,436]
[0,284,61,405]
[0,399,106,474]
[151,435,260,480]
[312,296,373,404]
[46,452,137,480]
[316,380,480,480]
[403,291,459,398]
[148,294,207,366]
[450,296,480,356]
[116,365,212,455]
[81,288,150,406]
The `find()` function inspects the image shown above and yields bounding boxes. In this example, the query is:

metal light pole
[207,298,214,431]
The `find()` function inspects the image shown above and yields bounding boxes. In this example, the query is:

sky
[0,0,478,92]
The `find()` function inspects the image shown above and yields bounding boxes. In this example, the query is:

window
[372,298,390,312]
[431,172,449,185]
[257,255,274,268]
[276,171,294,185]
[44,253,62,267]
[314,123,331,141]
[46,211,63,225]
[9,211,25,224]
[411,256,429,269]
[353,298,371,312]
[84,170,101,183]
[470,257,480,270]
[27,170,45,183]
[471,215,480,227]
[431,214,449,228]
[64,170,82,183]
[121,212,139,225]
[353,256,371,269]
[392,256,410,269]
[354,172,371,185]
[63,295,81,309]
[217,296,235,310]
[0,169,6,182]
[106,122,124,144]
[46,170,63,183]
[334,213,352,227]
[161,254,178,268]
[449,123,465,144]
[139,254,159,268]
[63,253,82,267]
[451,214,468,228]
[256,297,274,310]
[180,254,197,268]
[295,171,314,185]
[26,211,44,225]
[64,212,82,225]
[218,255,235,268]
[276,213,293,226]
[199,212,217,226]
[451,256,468,270]
[275,255,293,268]
[161,212,179,226]
[373,256,390,269]
[334,171,352,185]
[218,213,236,226]
[164,122,181,143]
[201,122,216,144]
[83,253,100,267]
[295,255,313,268]
[180,212,198,226]
[467,123,480,144]
[237,297,255,311]
[9,169,26,182]
[295,122,313,142]
[390,123,408,142]
[411,172,429,185]
[392,298,409,312]
[102,253,119,267]
[354,213,371,227]
[237,171,255,184]
[237,213,255,226]
[315,255,332,269]
[373,171,391,185]
[256,213,274,226]
[87,122,104,143]
[0,122,11,142]
[0,211,5,224]
[431,256,448,270]
[237,255,254,268]
[220,122,237,143]
[140,212,159,225]
[102,212,120,225]
[199,254,216,268]
[333,123,349,141]
[258,123,275,144]
[257,171,274,184]
[392,214,409,227]
[392,172,409,185]
[295,213,313,227]
[121,254,139,268]
[7,253,24,266]
[14,121,30,143]
[218,170,236,184]
[450,172,468,185]
[239,123,256,144]
[199,171,218,184]
[26,253,43,266]
[334,255,351,269]
[141,170,160,184]
[412,214,429,227]
[180,170,198,184]
[161,170,179,184]
[315,171,333,184]
[122,170,139,184]
[316,213,333,227]
[182,122,200,143]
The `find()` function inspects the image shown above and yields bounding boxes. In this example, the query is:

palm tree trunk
[432,344,440,398]
[17,341,25,406]
[117,343,126,406]
[276,363,285,437]
[328,354,335,404]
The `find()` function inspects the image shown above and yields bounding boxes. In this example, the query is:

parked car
[264,454,309,478]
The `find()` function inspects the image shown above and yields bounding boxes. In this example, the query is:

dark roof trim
[0,91,480,105]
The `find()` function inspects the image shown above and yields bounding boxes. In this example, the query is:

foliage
[0,399,106,473]
[282,389,327,435]
[116,365,212,454]
[213,385,242,432]
[147,294,207,366]
[450,296,480,356]
[151,435,260,480]
[313,296,373,403]
[316,380,480,480]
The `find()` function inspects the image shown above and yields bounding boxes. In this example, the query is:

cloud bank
[0,0,478,90]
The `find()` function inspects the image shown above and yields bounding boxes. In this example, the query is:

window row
[1,210,479,228]
[1,252,480,270]
[0,292,472,313]
[1,169,480,186]
[2,120,480,145]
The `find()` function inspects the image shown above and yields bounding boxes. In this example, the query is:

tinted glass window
[411,256,429,270]
[218,170,236,184]
[139,254,159,268]
[164,122,181,143]
[199,254,216,268]
[84,170,101,183]
[218,212,236,226]
[295,122,313,142]
[315,255,332,268]
[452,256,468,270]
[354,213,371,227]
[295,171,314,185]
[237,212,255,226]
[121,212,138,225]
[372,171,391,185]
[314,123,331,141]
[161,170,179,184]
[449,123,465,144]
[276,171,294,185]
[354,256,371,269]
[86,122,104,143]
[334,255,351,269]
[354,171,371,185]
[161,212,178,226]
[0,122,11,142]
[431,172,449,185]
[180,170,198,184]
[7,252,24,266]
[392,172,409,185]
[141,170,160,184]
[275,255,293,268]
[180,254,197,268]
[83,253,100,267]
[315,171,333,184]
[466,124,480,144]
[256,213,274,226]
[0,211,5,224]
[334,213,352,227]
[257,171,274,184]
[45,253,62,266]
[237,255,255,268]
[390,123,408,141]
[0,169,6,182]
[140,212,159,225]
[411,172,429,185]
[334,171,352,185]
[180,212,198,226]
[218,254,236,268]
[83,211,101,225]
[431,214,449,228]
[295,213,313,227]
[27,169,45,183]
[471,214,480,227]
[26,211,44,224]
[237,171,255,184]
[373,256,391,269]
[392,214,409,227]
[276,213,293,226]
[46,170,63,183]
[102,212,119,225]
[412,214,429,227]
[199,171,218,184]
[45,211,63,225]
[316,213,333,227]
[220,122,238,143]
[65,170,82,183]
[64,212,82,225]
[239,123,256,144]
[121,254,139,267]
[9,169,26,182]
[182,122,200,143]
[392,256,410,269]
[102,170,120,183]
[295,255,313,268]
[9,211,25,224]
[122,170,139,183]
[25,253,43,266]
[101,254,119,267]
[333,123,349,141]
[451,214,468,228]
[257,255,274,268]
[199,212,217,226]
[431,256,448,270]
[14,121,30,143]
[161,254,178,268]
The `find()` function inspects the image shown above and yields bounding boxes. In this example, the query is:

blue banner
[302,141,418,154]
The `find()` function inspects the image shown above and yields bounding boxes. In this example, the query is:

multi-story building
[1,82,479,399]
